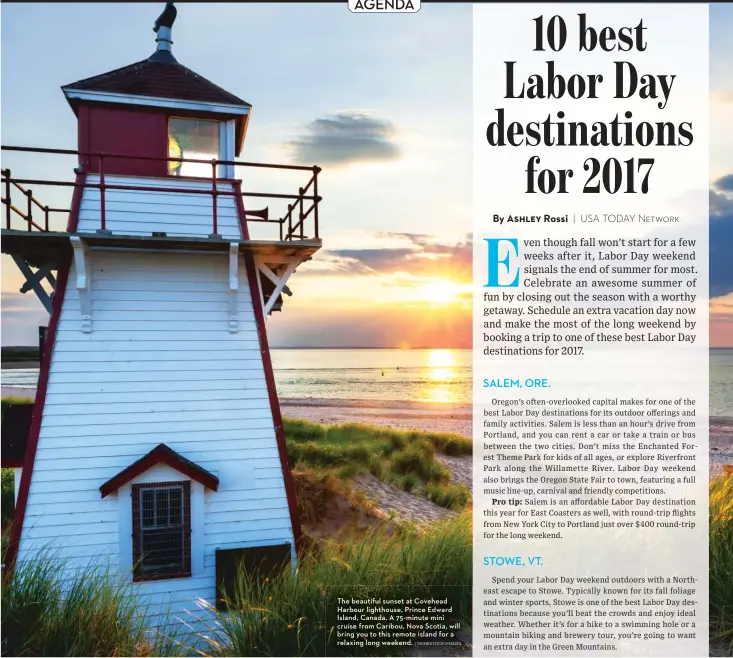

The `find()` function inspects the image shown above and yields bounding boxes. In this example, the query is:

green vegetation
[1,396,34,406]
[2,468,14,528]
[711,473,733,656]
[1,517,471,657]
[283,418,471,510]
[1,347,40,363]
[196,513,472,657]
[1,399,33,529]
[1,555,172,657]
[2,395,729,657]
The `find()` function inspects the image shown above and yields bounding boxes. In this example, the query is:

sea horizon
[2,346,732,417]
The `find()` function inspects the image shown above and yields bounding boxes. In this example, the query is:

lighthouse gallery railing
[1,145,321,241]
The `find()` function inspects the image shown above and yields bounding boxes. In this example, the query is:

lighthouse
[2,3,321,621]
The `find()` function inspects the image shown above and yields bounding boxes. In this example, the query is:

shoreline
[2,386,730,475]
[1,361,40,370]
[281,397,473,436]
[3,385,729,422]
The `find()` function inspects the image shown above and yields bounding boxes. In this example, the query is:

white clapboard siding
[19,249,294,625]
[44,388,268,405]
[33,431,276,451]
[76,176,242,239]
[48,370,266,385]
[39,417,277,439]
[37,445,279,464]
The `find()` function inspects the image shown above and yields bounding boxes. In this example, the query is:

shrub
[425,483,472,510]
[400,473,420,492]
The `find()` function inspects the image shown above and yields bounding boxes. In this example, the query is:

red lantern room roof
[62,2,249,114]
[61,55,251,111]
[60,3,251,154]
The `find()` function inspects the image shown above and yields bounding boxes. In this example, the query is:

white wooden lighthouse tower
[2,3,321,621]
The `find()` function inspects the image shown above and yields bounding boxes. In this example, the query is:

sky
[0,3,731,348]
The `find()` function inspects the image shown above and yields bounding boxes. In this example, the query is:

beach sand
[711,417,733,477]
[282,398,733,479]
[1,386,35,400]
[281,397,472,436]
[3,387,730,478]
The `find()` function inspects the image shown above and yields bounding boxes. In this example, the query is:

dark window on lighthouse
[132,481,191,580]
[168,118,220,178]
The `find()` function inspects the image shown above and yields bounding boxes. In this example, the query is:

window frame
[167,116,224,179]
[132,480,192,582]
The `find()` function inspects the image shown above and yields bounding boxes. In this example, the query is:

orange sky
[0,4,731,349]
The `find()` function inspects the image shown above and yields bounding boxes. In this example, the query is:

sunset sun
[423,279,462,305]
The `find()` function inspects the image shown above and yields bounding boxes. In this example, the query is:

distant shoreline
[2,361,40,370]
[1,387,729,476]
[3,347,732,357]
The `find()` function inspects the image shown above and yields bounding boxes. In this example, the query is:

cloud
[287,111,402,166]
[0,292,49,346]
[268,302,472,349]
[710,189,733,216]
[713,173,733,194]
[710,292,733,347]
[297,254,375,276]
[711,175,733,298]
[712,89,733,105]
[326,232,472,280]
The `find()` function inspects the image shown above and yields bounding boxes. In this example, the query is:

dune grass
[283,418,472,510]
[1,517,471,658]
[0,398,472,512]
[196,513,472,657]
[1,396,35,406]
[711,473,733,656]
[2,468,14,528]
[1,554,171,657]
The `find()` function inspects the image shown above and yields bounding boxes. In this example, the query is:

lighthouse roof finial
[149,2,177,64]
[154,2,177,33]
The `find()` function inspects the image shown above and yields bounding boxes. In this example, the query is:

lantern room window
[132,481,191,580]
[168,118,220,178]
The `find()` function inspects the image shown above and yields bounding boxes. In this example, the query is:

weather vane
[154,2,177,33]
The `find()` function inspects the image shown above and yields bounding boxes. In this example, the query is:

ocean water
[711,348,733,418]
[1,348,473,405]
[272,348,472,404]
[2,348,732,416]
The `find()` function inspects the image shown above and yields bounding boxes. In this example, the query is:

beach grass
[1,396,34,407]
[283,418,472,510]
[195,512,472,657]
[710,473,733,656]
[2,468,14,528]
[1,554,171,657]
[0,516,471,658]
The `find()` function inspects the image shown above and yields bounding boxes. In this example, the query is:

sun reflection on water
[423,349,460,403]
